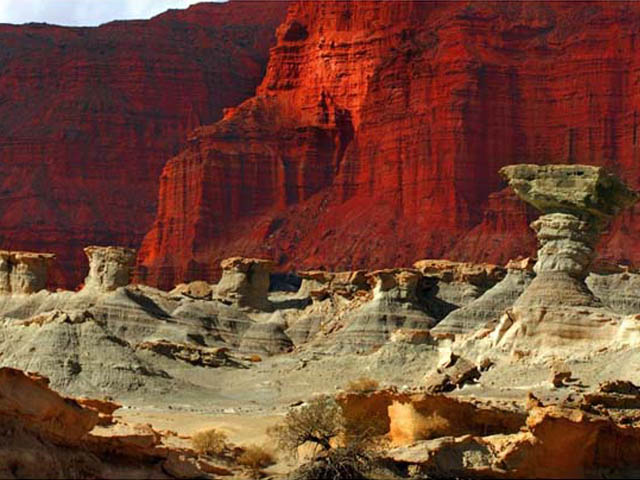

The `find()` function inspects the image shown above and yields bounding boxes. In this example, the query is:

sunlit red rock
[138,0,640,289]
[0,0,290,289]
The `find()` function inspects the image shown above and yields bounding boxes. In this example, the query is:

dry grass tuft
[238,444,276,476]
[345,377,379,393]
[191,428,229,456]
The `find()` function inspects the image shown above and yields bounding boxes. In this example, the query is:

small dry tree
[268,396,378,480]
[268,396,343,454]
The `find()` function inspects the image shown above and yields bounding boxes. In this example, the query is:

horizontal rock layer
[138,0,640,289]
[0,0,290,289]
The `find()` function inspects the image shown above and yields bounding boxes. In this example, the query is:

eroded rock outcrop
[338,387,640,479]
[0,251,55,294]
[297,270,369,301]
[83,246,136,292]
[139,1,640,289]
[0,367,214,479]
[330,269,436,352]
[501,164,638,308]
[215,257,275,311]
[432,259,534,335]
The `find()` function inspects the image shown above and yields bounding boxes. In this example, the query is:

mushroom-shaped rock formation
[0,250,55,294]
[215,257,274,311]
[500,164,638,308]
[83,246,136,292]
[330,269,437,353]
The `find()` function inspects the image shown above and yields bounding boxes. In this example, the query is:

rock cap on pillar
[216,256,275,310]
[501,164,638,308]
[0,250,56,294]
[499,164,639,221]
[83,246,136,292]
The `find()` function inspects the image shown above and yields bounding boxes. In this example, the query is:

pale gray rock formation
[329,269,437,353]
[414,260,506,319]
[238,312,294,355]
[432,268,534,335]
[0,250,55,294]
[587,272,640,315]
[456,165,640,360]
[215,257,274,311]
[500,164,638,309]
[83,246,136,292]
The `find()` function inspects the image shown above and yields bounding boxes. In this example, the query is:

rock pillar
[500,164,638,307]
[83,246,136,292]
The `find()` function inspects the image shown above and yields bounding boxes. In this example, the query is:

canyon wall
[138,0,640,289]
[0,0,289,288]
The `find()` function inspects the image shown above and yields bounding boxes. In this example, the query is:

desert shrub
[237,444,276,477]
[290,444,373,480]
[345,377,379,393]
[268,396,343,454]
[415,411,450,440]
[191,428,229,456]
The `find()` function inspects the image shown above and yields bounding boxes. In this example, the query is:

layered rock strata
[501,164,638,308]
[0,250,55,294]
[415,259,507,320]
[139,1,640,288]
[587,271,640,315]
[330,269,436,352]
[432,260,534,335]
[0,1,290,289]
[83,246,136,292]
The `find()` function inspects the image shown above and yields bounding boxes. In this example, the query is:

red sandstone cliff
[0,0,289,288]
[140,0,640,288]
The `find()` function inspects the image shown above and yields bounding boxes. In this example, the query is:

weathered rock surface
[0,1,290,289]
[0,250,55,294]
[500,164,639,222]
[432,266,534,335]
[297,270,369,301]
[0,367,214,479]
[394,402,640,479]
[139,1,640,289]
[238,314,294,355]
[83,246,136,292]
[587,271,640,315]
[329,269,437,352]
[502,164,638,309]
[215,257,275,311]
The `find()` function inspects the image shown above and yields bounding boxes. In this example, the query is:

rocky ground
[3,165,640,478]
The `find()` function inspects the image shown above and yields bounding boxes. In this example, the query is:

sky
[0,0,223,27]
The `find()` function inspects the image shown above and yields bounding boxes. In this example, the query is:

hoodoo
[215,257,275,311]
[500,164,639,308]
[0,251,55,294]
[83,246,136,292]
